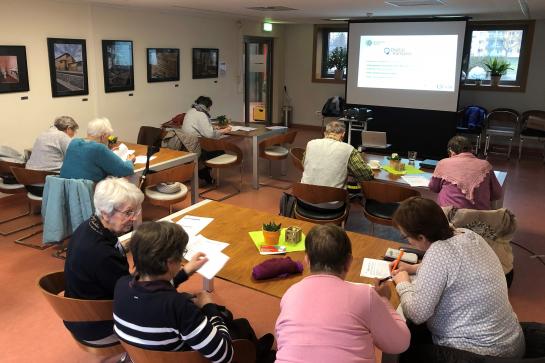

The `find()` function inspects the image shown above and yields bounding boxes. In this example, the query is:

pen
[391,249,404,273]
[379,276,392,284]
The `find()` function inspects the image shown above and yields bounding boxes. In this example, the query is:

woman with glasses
[63,177,151,348]
[391,197,524,361]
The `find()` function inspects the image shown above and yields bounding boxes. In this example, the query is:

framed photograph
[147,48,180,83]
[47,38,88,97]
[0,45,29,94]
[102,40,134,93]
[192,48,219,79]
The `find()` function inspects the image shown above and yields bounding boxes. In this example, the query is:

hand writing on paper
[390,261,420,275]
[192,291,214,308]
[374,279,392,300]
[183,252,208,276]
[392,270,410,284]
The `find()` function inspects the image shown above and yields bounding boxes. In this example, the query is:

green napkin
[382,164,424,175]
[249,228,306,252]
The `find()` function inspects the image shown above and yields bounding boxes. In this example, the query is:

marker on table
[390,249,405,273]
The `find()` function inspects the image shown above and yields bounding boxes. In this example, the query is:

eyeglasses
[114,208,141,218]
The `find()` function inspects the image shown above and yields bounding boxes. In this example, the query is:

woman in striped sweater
[113,221,233,362]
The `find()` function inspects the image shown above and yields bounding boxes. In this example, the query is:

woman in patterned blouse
[391,197,525,361]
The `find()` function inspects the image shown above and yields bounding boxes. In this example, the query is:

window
[312,24,348,83]
[462,20,534,91]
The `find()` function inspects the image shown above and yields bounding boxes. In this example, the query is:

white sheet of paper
[401,175,430,187]
[266,126,288,130]
[184,234,229,260]
[134,155,157,164]
[230,126,256,132]
[196,250,229,280]
[176,215,214,236]
[112,143,134,161]
[360,258,391,279]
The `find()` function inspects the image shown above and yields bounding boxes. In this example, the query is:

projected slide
[357,35,458,92]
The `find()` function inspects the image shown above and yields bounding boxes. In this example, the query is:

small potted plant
[262,221,282,244]
[387,153,405,171]
[482,58,512,87]
[326,47,347,81]
[107,135,118,149]
[216,115,230,128]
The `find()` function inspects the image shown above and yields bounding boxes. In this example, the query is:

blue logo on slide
[366,40,372,46]
[384,48,390,55]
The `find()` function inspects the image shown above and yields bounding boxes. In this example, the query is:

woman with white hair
[63,177,144,347]
[26,115,79,172]
[60,117,135,182]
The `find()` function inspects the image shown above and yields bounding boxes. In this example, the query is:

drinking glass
[408,151,417,164]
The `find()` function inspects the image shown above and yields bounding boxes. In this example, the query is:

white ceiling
[76,0,545,22]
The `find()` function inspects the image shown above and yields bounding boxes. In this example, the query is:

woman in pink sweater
[275,225,410,363]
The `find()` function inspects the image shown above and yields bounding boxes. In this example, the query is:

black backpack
[321,96,345,117]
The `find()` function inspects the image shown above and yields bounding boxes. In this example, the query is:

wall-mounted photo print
[192,48,219,79]
[102,40,134,92]
[47,38,89,97]
[147,48,180,83]
[0,45,29,94]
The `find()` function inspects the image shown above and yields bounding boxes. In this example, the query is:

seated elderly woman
[60,117,135,182]
[275,224,410,363]
[63,177,144,347]
[114,221,275,362]
[26,115,79,172]
[429,135,502,210]
[392,197,524,361]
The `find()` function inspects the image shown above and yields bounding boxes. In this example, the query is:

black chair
[484,108,520,159]
[518,110,545,162]
[137,126,163,147]
[456,105,487,154]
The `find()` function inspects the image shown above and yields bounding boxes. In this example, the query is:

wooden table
[363,153,508,207]
[165,200,401,302]
[225,123,288,189]
[125,142,199,204]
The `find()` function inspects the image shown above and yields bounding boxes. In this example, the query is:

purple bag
[252,257,304,280]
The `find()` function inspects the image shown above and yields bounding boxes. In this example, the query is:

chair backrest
[200,138,243,164]
[10,166,57,186]
[144,162,194,188]
[137,126,163,147]
[458,105,487,129]
[290,147,304,172]
[520,110,545,132]
[361,180,421,204]
[161,113,186,129]
[0,159,24,175]
[120,339,256,363]
[292,182,347,204]
[258,131,298,157]
[486,108,520,131]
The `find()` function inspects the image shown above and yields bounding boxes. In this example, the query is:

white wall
[283,20,545,126]
[0,0,285,152]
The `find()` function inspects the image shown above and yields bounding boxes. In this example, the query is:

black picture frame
[102,40,134,93]
[147,48,180,83]
[192,48,219,79]
[0,45,29,94]
[46,38,88,97]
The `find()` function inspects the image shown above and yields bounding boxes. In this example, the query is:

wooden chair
[291,182,349,226]
[120,339,256,363]
[137,126,163,147]
[258,131,298,189]
[361,181,421,234]
[143,162,194,214]
[10,166,57,248]
[199,138,243,201]
[289,147,305,172]
[518,110,545,162]
[37,271,124,358]
[0,160,29,235]
[484,108,520,159]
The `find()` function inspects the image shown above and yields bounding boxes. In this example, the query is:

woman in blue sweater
[60,117,134,181]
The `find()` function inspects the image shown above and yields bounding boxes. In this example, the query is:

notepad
[134,155,156,164]
[195,250,230,280]
[177,215,214,237]
[360,258,391,279]
[184,234,229,260]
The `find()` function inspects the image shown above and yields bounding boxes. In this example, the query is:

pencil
[391,249,404,273]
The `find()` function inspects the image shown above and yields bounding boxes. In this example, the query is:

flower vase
[334,69,343,81]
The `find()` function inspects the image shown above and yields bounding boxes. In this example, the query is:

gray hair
[54,116,79,131]
[94,177,144,217]
[447,135,472,154]
[325,120,346,135]
[87,117,114,137]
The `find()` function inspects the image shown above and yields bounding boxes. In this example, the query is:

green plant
[482,58,513,76]
[263,221,282,232]
[107,135,118,147]
[388,153,401,161]
[326,47,347,72]
[216,115,228,126]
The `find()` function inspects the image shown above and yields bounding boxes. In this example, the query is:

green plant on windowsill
[482,58,513,86]
[326,47,347,80]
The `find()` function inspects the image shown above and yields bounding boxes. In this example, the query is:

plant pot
[262,230,280,245]
[389,159,405,171]
[490,75,501,87]
[334,69,343,81]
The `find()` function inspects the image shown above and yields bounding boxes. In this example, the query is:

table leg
[191,159,199,204]
[203,278,214,292]
[252,136,259,189]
